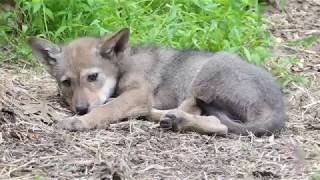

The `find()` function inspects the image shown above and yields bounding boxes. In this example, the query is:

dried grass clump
[0,65,319,179]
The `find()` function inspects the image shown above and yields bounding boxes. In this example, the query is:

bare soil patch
[0,0,320,179]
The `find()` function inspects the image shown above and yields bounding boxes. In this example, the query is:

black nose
[75,106,88,115]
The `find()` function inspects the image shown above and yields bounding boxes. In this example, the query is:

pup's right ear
[99,28,130,58]
[28,37,61,75]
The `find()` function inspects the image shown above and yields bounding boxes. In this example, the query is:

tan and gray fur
[29,28,286,136]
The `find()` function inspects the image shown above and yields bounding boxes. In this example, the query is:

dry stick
[281,29,320,34]
[292,83,316,103]
[0,167,8,177]
[1,56,15,63]
[281,45,316,54]
[7,160,35,177]
[138,164,172,173]
[302,100,320,109]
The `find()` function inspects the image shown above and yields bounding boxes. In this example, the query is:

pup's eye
[87,73,98,82]
[61,79,71,87]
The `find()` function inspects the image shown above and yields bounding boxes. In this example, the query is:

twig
[302,100,320,109]
[282,45,316,54]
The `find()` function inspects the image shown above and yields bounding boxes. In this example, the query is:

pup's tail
[200,104,286,136]
[216,112,285,136]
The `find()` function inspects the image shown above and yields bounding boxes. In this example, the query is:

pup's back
[192,52,285,135]
[129,48,285,135]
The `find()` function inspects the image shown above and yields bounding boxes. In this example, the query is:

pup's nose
[75,106,89,115]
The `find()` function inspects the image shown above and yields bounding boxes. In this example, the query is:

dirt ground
[0,0,320,179]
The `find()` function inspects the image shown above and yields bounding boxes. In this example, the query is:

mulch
[0,0,320,179]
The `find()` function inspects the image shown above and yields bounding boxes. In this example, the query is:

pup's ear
[99,28,130,58]
[28,37,61,76]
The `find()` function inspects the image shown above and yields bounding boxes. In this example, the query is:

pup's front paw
[55,116,88,131]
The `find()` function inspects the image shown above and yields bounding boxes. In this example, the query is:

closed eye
[87,73,98,82]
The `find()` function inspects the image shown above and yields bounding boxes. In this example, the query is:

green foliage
[279,0,286,11]
[312,170,320,180]
[271,56,309,86]
[0,0,305,85]
[287,35,317,48]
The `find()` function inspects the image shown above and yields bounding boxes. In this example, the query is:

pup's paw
[159,110,186,132]
[55,117,88,131]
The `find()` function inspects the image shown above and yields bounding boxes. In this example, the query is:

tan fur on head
[28,28,130,114]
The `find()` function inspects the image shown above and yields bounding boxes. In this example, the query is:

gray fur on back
[128,47,286,136]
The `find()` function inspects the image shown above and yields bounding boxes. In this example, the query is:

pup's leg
[150,109,172,122]
[178,98,202,115]
[160,110,228,135]
[56,86,152,131]
[158,98,228,135]
[150,98,201,122]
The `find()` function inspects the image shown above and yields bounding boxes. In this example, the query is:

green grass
[312,170,320,180]
[0,0,309,85]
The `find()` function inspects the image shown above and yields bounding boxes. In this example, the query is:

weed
[287,35,317,48]
[0,0,305,85]
[271,56,309,86]
[312,170,320,180]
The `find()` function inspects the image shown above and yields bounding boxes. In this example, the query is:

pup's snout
[75,105,89,115]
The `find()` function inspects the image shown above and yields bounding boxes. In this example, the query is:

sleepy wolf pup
[29,28,286,136]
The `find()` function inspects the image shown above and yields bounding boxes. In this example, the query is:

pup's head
[29,28,130,115]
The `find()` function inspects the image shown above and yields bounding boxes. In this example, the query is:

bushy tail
[217,112,285,136]
[200,104,286,136]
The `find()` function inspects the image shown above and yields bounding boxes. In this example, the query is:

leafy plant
[312,170,320,180]
[287,35,317,48]
[271,56,309,86]
[0,0,305,85]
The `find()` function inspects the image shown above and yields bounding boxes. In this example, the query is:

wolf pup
[29,28,286,136]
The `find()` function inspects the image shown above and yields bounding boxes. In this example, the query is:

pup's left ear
[99,28,130,58]
[28,37,61,76]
